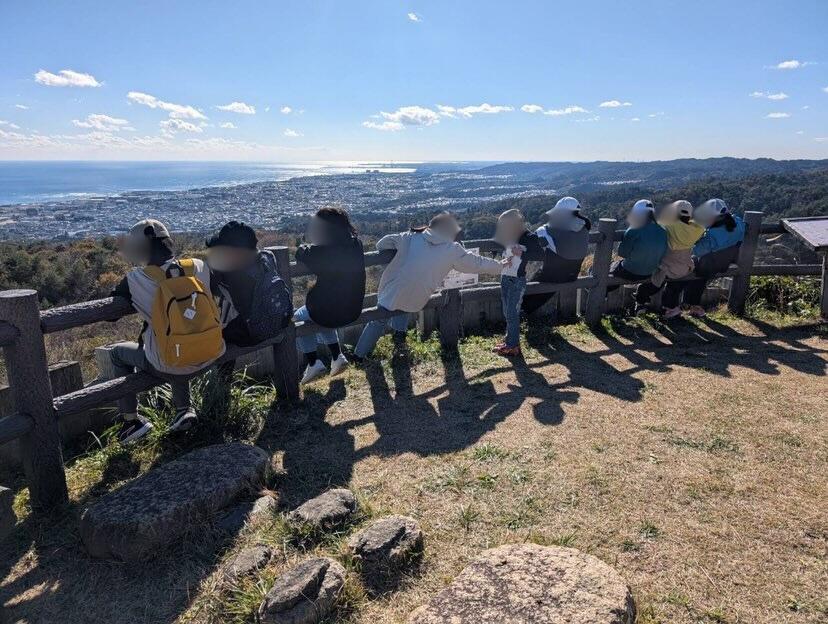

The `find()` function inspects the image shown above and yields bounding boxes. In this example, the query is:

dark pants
[606,261,649,294]
[110,342,191,414]
[662,278,708,308]
[634,279,664,305]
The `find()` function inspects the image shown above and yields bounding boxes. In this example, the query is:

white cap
[128,219,170,240]
[546,196,580,217]
[631,199,655,217]
[694,198,729,227]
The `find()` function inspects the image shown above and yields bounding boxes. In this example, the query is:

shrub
[747,275,820,317]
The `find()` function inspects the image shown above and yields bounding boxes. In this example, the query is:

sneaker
[495,345,522,357]
[330,353,349,377]
[118,414,153,444]
[492,341,507,352]
[169,408,198,432]
[688,305,706,318]
[392,331,407,347]
[663,306,683,319]
[301,360,328,385]
[633,304,648,317]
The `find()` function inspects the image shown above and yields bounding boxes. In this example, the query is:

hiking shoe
[392,331,407,347]
[688,305,707,318]
[117,414,153,444]
[663,306,683,319]
[330,353,349,377]
[495,345,521,357]
[169,408,198,432]
[301,360,328,385]
[492,341,507,352]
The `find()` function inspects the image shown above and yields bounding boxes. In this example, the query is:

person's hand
[501,257,513,267]
[511,245,524,257]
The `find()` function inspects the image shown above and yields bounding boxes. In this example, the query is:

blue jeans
[293,305,340,354]
[501,275,526,348]
[354,308,411,358]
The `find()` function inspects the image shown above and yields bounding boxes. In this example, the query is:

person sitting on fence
[293,207,366,384]
[606,199,668,294]
[633,200,706,317]
[491,208,548,357]
[206,221,292,395]
[661,199,746,318]
[110,219,225,443]
[522,196,592,315]
[353,211,507,360]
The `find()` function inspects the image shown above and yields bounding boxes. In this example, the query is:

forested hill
[473,158,828,192]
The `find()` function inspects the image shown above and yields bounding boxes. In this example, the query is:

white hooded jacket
[376,228,503,313]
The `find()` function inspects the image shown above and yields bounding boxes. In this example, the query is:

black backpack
[245,251,293,343]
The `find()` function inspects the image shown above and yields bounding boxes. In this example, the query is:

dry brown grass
[1,312,826,624]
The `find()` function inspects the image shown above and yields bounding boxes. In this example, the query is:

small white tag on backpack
[183,308,197,320]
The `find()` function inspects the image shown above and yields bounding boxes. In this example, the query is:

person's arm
[452,246,504,275]
[617,228,639,259]
[376,232,403,250]
[294,244,319,271]
[693,231,715,257]
[520,231,547,262]
[111,275,132,303]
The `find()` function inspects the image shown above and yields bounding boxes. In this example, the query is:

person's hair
[411,211,458,234]
[720,213,737,232]
[315,206,357,240]
[575,212,592,231]
[148,235,175,265]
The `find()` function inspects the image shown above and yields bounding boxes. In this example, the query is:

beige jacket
[376,229,503,312]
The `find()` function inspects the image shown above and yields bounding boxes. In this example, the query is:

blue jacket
[692,216,746,277]
[617,220,668,276]
[693,216,746,257]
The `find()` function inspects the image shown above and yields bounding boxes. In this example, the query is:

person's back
[619,220,668,276]
[693,213,745,277]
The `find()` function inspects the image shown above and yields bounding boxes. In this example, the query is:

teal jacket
[618,220,668,276]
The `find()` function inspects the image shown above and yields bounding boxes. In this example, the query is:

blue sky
[1,0,826,161]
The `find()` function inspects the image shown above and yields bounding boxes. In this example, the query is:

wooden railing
[0,211,825,513]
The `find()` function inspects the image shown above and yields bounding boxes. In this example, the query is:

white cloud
[34,69,101,88]
[216,101,256,114]
[575,115,600,123]
[796,130,805,135]
[264,106,271,112]
[407,12,420,22]
[823,86,828,93]
[283,128,303,137]
[815,137,828,142]
[750,91,789,100]
[72,113,132,132]
[362,120,405,131]
[544,105,588,116]
[773,59,803,70]
[521,104,544,114]
[438,103,513,118]
[160,118,203,135]
[631,117,641,122]
[599,100,632,108]
[280,106,292,114]
[765,112,791,119]
[127,91,206,120]
[802,105,810,110]
[15,104,28,110]
[371,105,441,129]
[648,111,665,118]
[219,122,236,129]
[0,120,20,130]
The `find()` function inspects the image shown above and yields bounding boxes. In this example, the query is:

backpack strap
[178,258,196,277]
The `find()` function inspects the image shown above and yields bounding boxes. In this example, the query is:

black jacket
[295,237,366,328]
[694,244,741,279]
[493,230,548,278]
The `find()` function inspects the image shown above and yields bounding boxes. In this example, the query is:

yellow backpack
[143,259,224,368]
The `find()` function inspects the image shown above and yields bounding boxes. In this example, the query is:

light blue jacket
[693,216,746,257]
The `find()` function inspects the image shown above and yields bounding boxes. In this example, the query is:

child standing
[354,212,506,359]
[607,199,668,292]
[293,207,366,384]
[492,209,547,356]
[634,200,705,317]
[110,220,224,443]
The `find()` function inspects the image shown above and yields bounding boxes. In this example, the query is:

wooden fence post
[728,211,763,316]
[438,288,462,350]
[0,289,68,512]
[584,218,617,327]
[269,247,300,401]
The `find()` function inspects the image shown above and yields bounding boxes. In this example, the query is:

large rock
[80,443,269,561]
[222,544,272,583]
[347,515,423,591]
[258,557,345,624]
[408,544,635,624]
[288,488,357,531]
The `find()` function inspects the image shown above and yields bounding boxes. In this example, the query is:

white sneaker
[330,353,349,377]
[301,360,328,385]
[663,306,683,319]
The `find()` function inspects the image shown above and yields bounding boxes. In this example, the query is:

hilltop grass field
[0,309,825,623]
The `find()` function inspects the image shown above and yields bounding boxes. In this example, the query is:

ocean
[0,161,415,206]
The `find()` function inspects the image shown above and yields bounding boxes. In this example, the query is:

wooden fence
[0,211,825,515]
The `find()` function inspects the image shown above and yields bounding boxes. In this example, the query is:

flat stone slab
[288,488,357,531]
[347,515,423,591]
[80,443,269,561]
[408,543,635,624]
[222,544,272,583]
[258,557,345,624]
